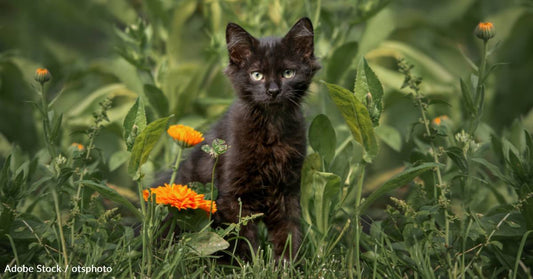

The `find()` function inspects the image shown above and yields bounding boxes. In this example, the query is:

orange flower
[167,124,204,148]
[432,115,449,126]
[143,183,217,214]
[475,22,495,41]
[35,68,52,84]
[71,143,84,151]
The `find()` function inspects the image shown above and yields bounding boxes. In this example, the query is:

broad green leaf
[322,81,378,161]
[312,171,341,235]
[375,125,402,152]
[186,231,229,256]
[144,84,169,117]
[309,114,336,164]
[109,150,130,172]
[79,180,142,220]
[123,97,147,151]
[300,153,322,227]
[326,42,358,83]
[359,163,438,213]
[128,116,171,178]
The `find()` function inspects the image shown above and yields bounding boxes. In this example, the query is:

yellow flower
[143,183,217,214]
[34,68,52,84]
[475,22,495,41]
[432,115,449,126]
[71,143,84,151]
[167,124,204,148]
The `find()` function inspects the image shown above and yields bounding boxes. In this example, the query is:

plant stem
[474,40,489,134]
[41,83,56,158]
[416,95,453,270]
[475,41,488,102]
[353,164,365,279]
[136,179,147,277]
[209,156,219,221]
[52,189,69,270]
[169,147,183,185]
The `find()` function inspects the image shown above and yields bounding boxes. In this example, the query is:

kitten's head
[225,18,320,108]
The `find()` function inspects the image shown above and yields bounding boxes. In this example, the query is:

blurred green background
[0,0,532,186]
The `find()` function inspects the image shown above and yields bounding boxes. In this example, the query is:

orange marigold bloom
[71,143,84,151]
[475,22,495,41]
[34,68,52,84]
[432,115,449,126]
[167,124,204,148]
[143,183,217,214]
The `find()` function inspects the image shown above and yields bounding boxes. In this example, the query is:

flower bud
[475,22,495,41]
[365,92,373,105]
[34,68,52,84]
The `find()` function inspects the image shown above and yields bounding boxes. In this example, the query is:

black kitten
[175,17,320,260]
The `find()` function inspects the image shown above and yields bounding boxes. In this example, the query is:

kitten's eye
[250,71,264,81]
[282,69,295,79]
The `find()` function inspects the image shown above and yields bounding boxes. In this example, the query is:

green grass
[1,0,533,278]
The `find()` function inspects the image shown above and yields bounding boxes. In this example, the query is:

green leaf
[123,97,147,151]
[79,180,142,220]
[354,58,384,113]
[460,78,476,116]
[109,150,130,172]
[300,153,322,227]
[309,114,337,164]
[144,84,169,117]
[326,41,358,83]
[312,171,341,235]
[50,113,63,144]
[128,116,172,178]
[186,231,230,256]
[359,163,438,213]
[212,138,229,155]
[322,81,378,162]
[446,147,468,173]
[375,125,402,152]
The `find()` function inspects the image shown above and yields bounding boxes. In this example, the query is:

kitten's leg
[265,193,301,261]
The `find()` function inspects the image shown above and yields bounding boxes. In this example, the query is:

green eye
[250,71,264,81]
[282,69,295,79]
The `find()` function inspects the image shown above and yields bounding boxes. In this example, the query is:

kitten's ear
[283,17,315,58]
[226,23,258,66]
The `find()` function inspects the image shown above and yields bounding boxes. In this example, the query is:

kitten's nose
[267,83,280,98]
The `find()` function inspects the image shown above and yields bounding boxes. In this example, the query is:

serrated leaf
[326,42,359,83]
[309,114,336,164]
[359,163,438,213]
[123,97,147,151]
[128,116,171,177]
[322,81,378,161]
[354,58,383,113]
[144,84,169,117]
[79,180,142,220]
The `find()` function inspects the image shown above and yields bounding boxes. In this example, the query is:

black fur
[172,18,320,260]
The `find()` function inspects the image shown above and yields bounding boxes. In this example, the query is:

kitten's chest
[231,118,305,186]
